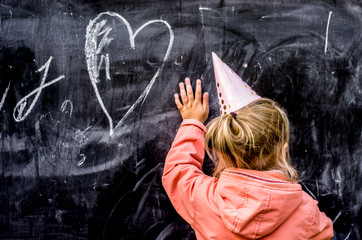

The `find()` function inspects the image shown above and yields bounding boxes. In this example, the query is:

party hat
[212,52,260,115]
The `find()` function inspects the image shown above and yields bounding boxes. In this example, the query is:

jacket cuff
[180,119,207,133]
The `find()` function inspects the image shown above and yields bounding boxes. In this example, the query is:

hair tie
[230,112,237,119]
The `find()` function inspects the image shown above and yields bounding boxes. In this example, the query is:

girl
[162,56,333,239]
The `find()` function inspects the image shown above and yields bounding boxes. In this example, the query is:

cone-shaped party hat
[212,52,260,115]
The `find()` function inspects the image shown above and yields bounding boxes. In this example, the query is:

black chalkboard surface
[0,0,361,239]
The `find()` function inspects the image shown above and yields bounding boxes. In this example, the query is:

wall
[0,0,361,239]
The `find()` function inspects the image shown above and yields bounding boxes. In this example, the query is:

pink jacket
[162,119,334,240]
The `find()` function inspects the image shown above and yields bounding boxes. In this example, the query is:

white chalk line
[13,56,65,122]
[324,11,333,54]
[301,182,317,200]
[60,99,73,116]
[344,230,351,240]
[332,210,342,224]
[97,54,111,81]
[105,53,110,80]
[78,154,86,166]
[85,11,174,136]
[199,6,212,28]
[0,81,11,111]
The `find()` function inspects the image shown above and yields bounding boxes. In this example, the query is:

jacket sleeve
[162,119,212,227]
[307,202,334,240]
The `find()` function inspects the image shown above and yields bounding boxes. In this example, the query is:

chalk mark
[85,12,174,136]
[315,179,319,199]
[60,99,73,116]
[74,125,92,145]
[132,174,157,225]
[78,154,86,166]
[199,6,212,28]
[332,210,342,224]
[0,81,11,111]
[155,223,178,240]
[102,192,130,240]
[133,163,161,191]
[343,229,351,240]
[325,11,333,54]
[13,56,65,122]
[301,182,317,200]
[199,6,223,28]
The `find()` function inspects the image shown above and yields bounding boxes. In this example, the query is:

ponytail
[205,98,298,182]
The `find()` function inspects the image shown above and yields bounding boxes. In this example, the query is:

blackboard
[0,0,361,239]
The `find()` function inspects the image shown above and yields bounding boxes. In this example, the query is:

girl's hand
[174,78,209,123]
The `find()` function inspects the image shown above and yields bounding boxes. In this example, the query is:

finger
[179,82,188,105]
[195,79,202,102]
[203,92,209,112]
[174,93,183,110]
[185,78,194,103]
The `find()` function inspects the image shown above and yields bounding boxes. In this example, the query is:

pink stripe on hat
[212,52,260,115]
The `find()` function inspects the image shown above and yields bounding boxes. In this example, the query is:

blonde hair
[205,98,298,182]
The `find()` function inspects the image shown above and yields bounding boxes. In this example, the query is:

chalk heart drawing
[85,12,174,136]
